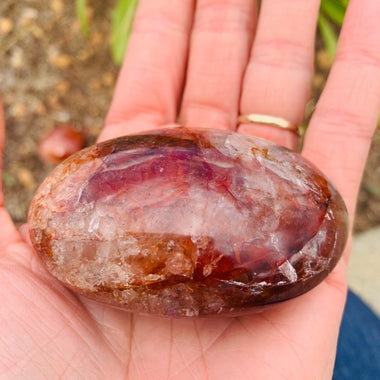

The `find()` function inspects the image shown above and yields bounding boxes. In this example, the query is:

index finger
[99,0,194,142]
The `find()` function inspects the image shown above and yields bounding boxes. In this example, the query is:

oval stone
[28,127,348,316]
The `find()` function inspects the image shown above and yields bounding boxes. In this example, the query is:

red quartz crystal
[28,127,348,316]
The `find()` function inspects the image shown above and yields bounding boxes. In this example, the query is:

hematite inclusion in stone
[28,127,348,316]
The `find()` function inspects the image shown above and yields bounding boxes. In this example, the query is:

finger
[238,0,320,148]
[180,0,257,130]
[302,0,380,224]
[99,0,194,142]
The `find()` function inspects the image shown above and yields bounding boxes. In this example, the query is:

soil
[1,1,379,232]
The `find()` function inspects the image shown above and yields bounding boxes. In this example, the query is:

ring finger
[238,0,320,149]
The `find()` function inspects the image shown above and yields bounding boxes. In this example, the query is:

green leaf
[367,185,380,197]
[110,0,139,65]
[76,0,90,36]
[320,0,347,26]
[2,172,16,187]
[318,14,338,60]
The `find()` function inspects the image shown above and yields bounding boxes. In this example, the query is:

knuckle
[133,10,188,36]
[194,1,255,33]
[312,109,374,142]
[182,101,232,129]
[106,106,168,127]
[336,46,380,70]
[252,39,312,71]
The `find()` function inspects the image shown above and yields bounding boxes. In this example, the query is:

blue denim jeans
[333,290,380,379]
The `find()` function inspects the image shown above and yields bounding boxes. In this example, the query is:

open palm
[1,0,380,379]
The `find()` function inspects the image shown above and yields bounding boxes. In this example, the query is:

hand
[1,0,379,379]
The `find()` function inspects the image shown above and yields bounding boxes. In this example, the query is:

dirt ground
[1,1,379,232]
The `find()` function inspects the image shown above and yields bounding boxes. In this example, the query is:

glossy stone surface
[28,127,348,316]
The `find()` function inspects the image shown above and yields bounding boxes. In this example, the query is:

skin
[1,0,380,378]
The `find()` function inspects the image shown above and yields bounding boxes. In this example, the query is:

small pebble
[316,50,333,71]
[51,0,64,15]
[19,8,38,27]
[102,72,116,87]
[56,80,70,94]
[10,104,28,119]
[0,18,13,34]
[10,47,24,69]
[16,168,36,190]
[49,54,72,69]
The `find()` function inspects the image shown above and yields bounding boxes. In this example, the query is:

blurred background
[0,1,379,313]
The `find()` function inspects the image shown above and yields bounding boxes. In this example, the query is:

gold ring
[237,113,302,136]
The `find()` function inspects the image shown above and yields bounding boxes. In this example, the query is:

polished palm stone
[28,127,348,316]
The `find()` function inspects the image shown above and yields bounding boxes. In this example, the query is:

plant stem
[111,0,139,65]
[76,0,90,37]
